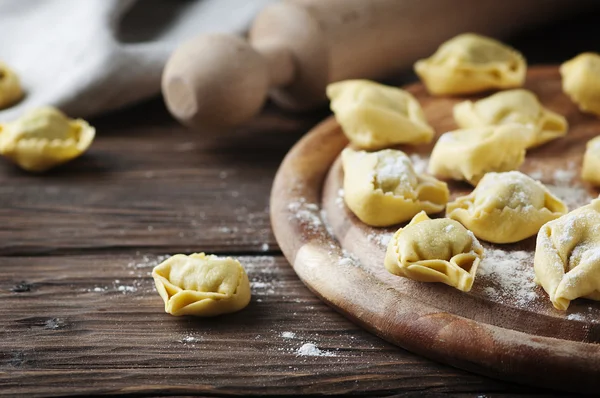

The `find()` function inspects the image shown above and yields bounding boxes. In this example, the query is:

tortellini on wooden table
[152,253,251,317]
[534,199,600,311]
[384,211,484,292]
[447,171,568,244]
[327,80,434,150]
[0,61,23,109]
[427,124,529,185]
[560,52,600,116]
[0,106,95,172]
[453,89,568,148]
[582,135,600,186]
[414,33,526,96]
[342,148,449,227]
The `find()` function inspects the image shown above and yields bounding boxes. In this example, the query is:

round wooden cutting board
[270,66,600,393]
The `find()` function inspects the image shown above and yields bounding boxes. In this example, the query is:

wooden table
[1,11,599,396]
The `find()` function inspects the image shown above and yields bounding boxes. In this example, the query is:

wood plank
[0,254,541,397]
[0,103,327,256]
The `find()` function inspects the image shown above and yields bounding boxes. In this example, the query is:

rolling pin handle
[162,34,295,129]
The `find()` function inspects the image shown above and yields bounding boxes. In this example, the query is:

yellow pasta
[0,61,23,109]
[384,211,484,292]
[152,253,251,317]
[327,80,434,150]
[414,33,526,95]
[342,148,449,227]
[0,106,95,172]
[582,135,600,186]
[560,52,600,116]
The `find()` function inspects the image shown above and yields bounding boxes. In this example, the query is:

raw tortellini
[327,80,434,150]
[427,124,530,185]
[414,33,526,96]
[560,52,600,116]
[447,171,568,244]
[534,199,600,310]
[582,135,600,186]
[384,211,484,292]
[342,148,449,227]
[152,253,251,317]
[0,106,95,172]
[0,61,23,109]
[453,89,568,148]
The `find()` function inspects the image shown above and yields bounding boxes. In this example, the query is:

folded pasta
[0,106,95,172]
[447,171,568,244]
[582,135,600,186]
[414,33,526,95]
[342,148,449,227]
[327,80,434,150]
[534,199,600,311]
[0,61,23,109]
[427,124,529,185]
[384,211,484,292]
[453,89,567,148]
[152,253,251,317]
[560,52,600,116]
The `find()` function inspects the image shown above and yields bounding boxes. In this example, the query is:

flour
[281,332,296,339]
[409,153,429,174]
[296,343,336,357]
[288,197,323,233]
[477,247,539,306]
[336,189,345,208]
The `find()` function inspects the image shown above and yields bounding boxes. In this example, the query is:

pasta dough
[414,33,526,95]
[384,211,483,292]
[582,135,600,186]
[152,253,251,317]
[342,148,449,227]
[0,61,23,109]
[447,171,568,244]
[560,52,600,116]
[534,199,600,310]
[453,89,567,148]
[0,106,95,172]
[327,80,434,150]
[427,124,529,185]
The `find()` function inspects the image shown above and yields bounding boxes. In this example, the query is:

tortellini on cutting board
[427,124,529,185]
[560,52,600,116]
[582,135,600,186]
[0,106,95,172]
[453,89,567,148]
[0,61,23,109]
[327,80,434,150]
[447,171,568,244]
[384,211,484,292]
[534,199,600,311]
[342,148,449,227]
[152,253,251,317]
[414,33,526,95]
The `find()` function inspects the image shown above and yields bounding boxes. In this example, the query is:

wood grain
[271,66,600,394]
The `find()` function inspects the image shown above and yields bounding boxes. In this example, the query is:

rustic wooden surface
[2,11,600,397]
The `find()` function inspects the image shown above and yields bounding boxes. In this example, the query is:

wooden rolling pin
[162,0,583,129]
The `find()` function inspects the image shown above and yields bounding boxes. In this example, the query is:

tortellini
[342,148,449,227]
[327,80,434,150]
[582,135,600,186]
[453,89,567,148]
[0,61,23,109]
[534,199,600,310]
[384,211,484,292]
[447,171,568,244]
[414,33,526,96]
[560,52,600,116]
[427,124,529,185]
[152,253,251,317]
[0,106,95,172]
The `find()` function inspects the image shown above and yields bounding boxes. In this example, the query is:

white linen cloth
[0,0,274,121]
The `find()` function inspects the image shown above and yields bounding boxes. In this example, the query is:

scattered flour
[181,335,201,344]
[566,313,586,321]
[296,343,336,357]
[336,189,345,208]
[288,198,323,233]
[338,249,361,267]
[281,332,296,339]
[261,243,269,252]
[409,153,429,174]
[477,248,538,306]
